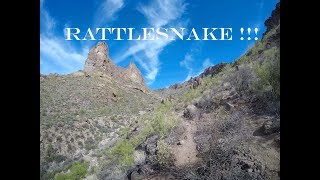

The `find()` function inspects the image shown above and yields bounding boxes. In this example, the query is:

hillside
[40,42,161,179]
[40,2,280,180]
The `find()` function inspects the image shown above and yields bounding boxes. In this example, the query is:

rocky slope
[149,3,280,179]
[40,3,280,180]
[40,42,160,179]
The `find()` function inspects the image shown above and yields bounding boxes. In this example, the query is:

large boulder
[183,104,199,120]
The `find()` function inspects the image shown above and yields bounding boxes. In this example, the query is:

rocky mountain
[119,61,145,85]
[40,3,280,180]
[40,41,159,180]
[83,42,119,75]
[83,42,146,88]
[264,2,280,36]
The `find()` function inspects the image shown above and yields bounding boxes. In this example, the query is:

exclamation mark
[240,28,244,40]
[247,28,251,40]
[254,28,258,40]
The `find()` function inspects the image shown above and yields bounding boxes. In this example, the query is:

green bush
[153,113,166,137]
[152,103,178,138]
[156,140,173,166]
[250,40,265,55]
[253,47,280,98]
[54,162,88,180]
[109,139,134,167]
[130,122,154,147]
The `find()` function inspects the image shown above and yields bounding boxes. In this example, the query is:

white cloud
[117,39,172,84]
[179,53,195,81]
[94,0,125,27]
[180,54,215,81]
[180,53,193,71]
[138,0,187,28]
[116,0,188,84]
[40,0,88,74]
[202,58,214,69]
[40,0,56,34]
[40,35,88,72]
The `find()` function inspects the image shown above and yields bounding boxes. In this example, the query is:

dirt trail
[172,120,200,167]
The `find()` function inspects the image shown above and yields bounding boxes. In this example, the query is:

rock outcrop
[83,42,145,86]
[83,42,120,75]
[264,2,280,35]
[165,63,227,90]
[119,62,144,85]
[262,2,280,48]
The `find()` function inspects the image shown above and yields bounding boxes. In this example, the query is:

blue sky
[40,0,279,89]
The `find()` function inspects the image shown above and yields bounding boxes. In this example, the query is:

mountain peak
[120,61,144,85]
[83,41,118,75]
[128,61,137,69]
[83,42,145,86]
[263,2,280,36]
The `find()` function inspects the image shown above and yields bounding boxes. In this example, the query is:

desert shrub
[183,106,197,120]
[250,40,265,55]
[194,97,217,113]
[153,113,167,137]
[152,113,178,138]
[216,106,229,119]
[44,144,55,162]
[157,100,173,112]
[84,137,97,151]
[82,123,89,129]
[156,140,173,167]
[236,56,250,65]
[56,136,63,142]
[47,137,53,142]
[255,47,280,98]
[226,65,254,98]
[67,144,72,152]
[79,109,86,115]
[110,115,117,121]
[216,112,243,137]
[95,134,102,142]
[44,144,66,163]
[151,102,178,138]
[54,162,88,180]
[41,111,47,116]
[130,122,154,147]
[183,88,201,103]
[117,126,130,137]
[220,64,236,78]
[109,139,134,167]
[77,141,83,147]
[97,107,111,116]
[181,76,222,104]
[251,47,280,114]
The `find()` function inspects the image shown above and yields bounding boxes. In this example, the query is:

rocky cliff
[83,42,118,75]
[264,2,280,36]
[119,61,145,85]
[83,42,146,87]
